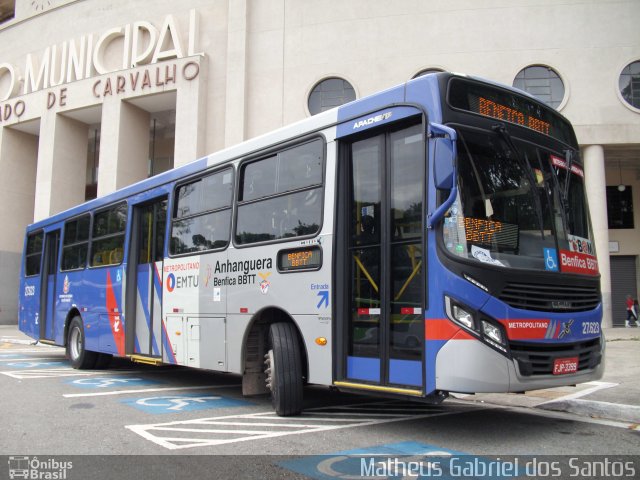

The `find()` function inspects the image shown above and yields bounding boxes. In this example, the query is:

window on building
[25,231,43,277]
[170,168,233,255]
[235,139,323,245]
[513,65,565,109]
[85,126,100,201]
[0,0,15,24]
[308,77,356,115]
[413,68,444,78]
[606,186,634,229]
[91,203,127,267]
[619,61,640,110]
[61,215,90,271]
[148,110,175,177]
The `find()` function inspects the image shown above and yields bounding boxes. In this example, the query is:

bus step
[127,354,164,366]
[37,339,57,346]
[333,381,422,396]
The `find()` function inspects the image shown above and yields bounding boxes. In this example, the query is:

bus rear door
[39,229,60,342]
[126,196,167,360]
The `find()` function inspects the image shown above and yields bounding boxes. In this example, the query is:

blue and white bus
[19,72,604,415]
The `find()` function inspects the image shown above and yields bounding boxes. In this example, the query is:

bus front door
[126,197,167,358]
[338,122,425,394]
[39,230,60,342]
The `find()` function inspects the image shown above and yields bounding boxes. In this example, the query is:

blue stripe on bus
[151,263,163,356]
[346,356,380,382]
[136,265,152,355]
[388,359,422,387]
[161,319,177,364]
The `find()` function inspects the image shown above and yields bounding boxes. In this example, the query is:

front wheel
[66,316,98,369]
[264,322,303,416]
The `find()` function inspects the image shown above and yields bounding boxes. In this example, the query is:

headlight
[445,296,478,332]
[481,320,504,345]
[481,319,507,352]
[444,295,508,355]
[452,304,474,330]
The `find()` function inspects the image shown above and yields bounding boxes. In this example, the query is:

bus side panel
[19,271,41,340]
[68,266,125,355]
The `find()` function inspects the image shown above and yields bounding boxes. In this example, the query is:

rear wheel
[66,316,98,369]
[264,322,303,416]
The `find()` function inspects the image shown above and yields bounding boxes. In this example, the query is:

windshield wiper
[562,148,576,205]
[492,123,546,237]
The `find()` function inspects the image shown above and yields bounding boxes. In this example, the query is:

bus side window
[170,168,233,255]
[90,203,127,267]
[61,214,90,271]
[25,232,44,276]
[236,138,324,245]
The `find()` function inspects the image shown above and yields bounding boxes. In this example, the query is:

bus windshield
[442,126,597,274]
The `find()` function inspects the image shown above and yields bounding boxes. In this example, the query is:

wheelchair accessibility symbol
[544,248,559,272]
[121,392,252,414]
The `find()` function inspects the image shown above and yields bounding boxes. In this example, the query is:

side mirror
[427,124,458,229]
[431,123,457,190]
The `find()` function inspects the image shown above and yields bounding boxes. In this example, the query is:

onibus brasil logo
[8,456,73,479]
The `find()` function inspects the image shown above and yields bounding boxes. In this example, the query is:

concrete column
[98,100,150,196]
[175,57,207,167]
[223,0,248,148]
[583,144,612,328]
[34,114,88,220]
[0,127,38,324]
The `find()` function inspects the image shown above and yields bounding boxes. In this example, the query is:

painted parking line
[0,368,97,379]
[121,393,252,414]
[3,361,67,369]
[63,384,240,398]
[126,401,477,450]
[1,367,168,380]
[0,357,64,362]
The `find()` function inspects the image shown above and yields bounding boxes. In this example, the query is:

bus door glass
[344,123,425,389]
[130,197,167,357]
[39,230,60,341]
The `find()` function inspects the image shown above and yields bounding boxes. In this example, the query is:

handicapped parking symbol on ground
[121,392,252,414]
[67,377,160,389]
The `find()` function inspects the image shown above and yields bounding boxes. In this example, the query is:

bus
[19,72,604,416]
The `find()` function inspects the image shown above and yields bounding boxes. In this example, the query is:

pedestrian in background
[625,294,638,327]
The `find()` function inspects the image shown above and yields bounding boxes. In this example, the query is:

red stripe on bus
[106,271,125,356]
[425,319,475,341]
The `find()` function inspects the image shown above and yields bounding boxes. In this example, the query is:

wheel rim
[264,349,276,393]
[69,326,82,360]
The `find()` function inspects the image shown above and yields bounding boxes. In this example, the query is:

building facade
[0,0,638,326]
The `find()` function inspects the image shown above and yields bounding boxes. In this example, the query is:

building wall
[0,0,638,324]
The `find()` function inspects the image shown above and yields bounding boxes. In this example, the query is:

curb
[537,398,640,424]
[0,337,39,346]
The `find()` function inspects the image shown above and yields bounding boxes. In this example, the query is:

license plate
[552,357,579,375]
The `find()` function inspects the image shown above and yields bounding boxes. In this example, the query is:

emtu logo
[166,273,176,292]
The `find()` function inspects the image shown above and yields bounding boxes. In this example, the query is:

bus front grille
[499,282,601,313]
[510,337,602,376]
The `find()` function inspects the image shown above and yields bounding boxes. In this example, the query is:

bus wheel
[264,322,303,416]
[66,316,98,369]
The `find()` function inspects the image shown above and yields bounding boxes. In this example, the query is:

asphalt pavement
[1,324,638,425]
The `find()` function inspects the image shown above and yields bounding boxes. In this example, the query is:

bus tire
[265,322,303,416]
[66,316,98,369]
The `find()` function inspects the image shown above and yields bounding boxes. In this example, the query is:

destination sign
[447,78,576,146]
[278,246,322,272]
